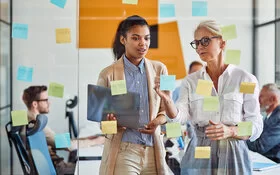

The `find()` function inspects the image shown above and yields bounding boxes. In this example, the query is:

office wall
[12,0,253,173]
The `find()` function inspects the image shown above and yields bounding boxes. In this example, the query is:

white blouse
[173,64,263,142]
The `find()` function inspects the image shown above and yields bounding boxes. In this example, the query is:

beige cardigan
[97,57,172,175]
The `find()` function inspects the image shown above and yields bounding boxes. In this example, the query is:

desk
[74,145,103,175]
[250,151,280,175]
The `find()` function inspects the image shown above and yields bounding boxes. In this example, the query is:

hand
[205,120,234,140]
[106,113,126,130]
[154,76,171,99]
[138,120,159,135]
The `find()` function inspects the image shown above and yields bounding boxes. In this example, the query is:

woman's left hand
[138,119,159,135]
[205,120,234,140]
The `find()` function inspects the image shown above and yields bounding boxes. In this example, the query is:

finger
[206,133,224,139]
[206,124,222,131]
[209,120,218,125]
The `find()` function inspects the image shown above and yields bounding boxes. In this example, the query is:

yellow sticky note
[122,0,138,5]
[101,121,117,134]
[225,50,241,65]
[239,82,256,94]
[196,79,213,96]
[56,28,71,43]
[195,146,211,159]
[237,121,252,136]
[110,80,127,96]
[221,24,237,40]
[203,96,219,111]
[48,82,64,98]
[166,123,181,138]
[11,110,28,126]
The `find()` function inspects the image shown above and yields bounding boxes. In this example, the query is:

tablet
[87,84,141,129]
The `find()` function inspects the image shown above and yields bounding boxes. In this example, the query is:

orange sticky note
[56,28,71,43]
[239,82,256,94]
[101,121,117,134]
[196,79,213,96]
[11,110,28,126]
[195,146,211,159]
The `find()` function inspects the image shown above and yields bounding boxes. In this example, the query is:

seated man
[247,83,280,163]
[22,85,105,174]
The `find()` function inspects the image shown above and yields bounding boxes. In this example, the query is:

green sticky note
[225,50,241,65]
[221,24,237,40]
[11,110,28,126]
[237,121,253,136]
[195,146,211,159]
[122,0,138,5]
[239,82,256,94]
[166,123,181,138]
[196,79,213,96]
[203,96,219,111]
[110,80,127,96]
[48,82,64,98]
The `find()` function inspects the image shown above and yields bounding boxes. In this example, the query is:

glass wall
[254,0,280,85]
[0,0,11,174]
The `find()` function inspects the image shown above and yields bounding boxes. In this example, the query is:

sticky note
[221,24,237,40]
[239,82,256,94]
[101,121,117,134]
[192,1,208,16]
[237,121,252,136]
[48,82,64,98]
[122,0,138,5]
[166,123,181,138]
[11,110,28,126]
[160,75,176,91]
[50,0,67,8]
[12,23,28,39]
[110,80,127,96]
[56,28,71,44]
[196,79,213,96]
[203,96,219,111]
[160,4,175,18]
[54,133,71,148]
[195,146,211,159]
[225,50,241,65]
[17,66,33,82]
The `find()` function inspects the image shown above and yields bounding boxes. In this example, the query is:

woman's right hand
[154,76,171,100]
[106,113,126,130]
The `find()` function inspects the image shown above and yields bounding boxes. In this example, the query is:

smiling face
[120,25,150,64]
[194,27,225,63]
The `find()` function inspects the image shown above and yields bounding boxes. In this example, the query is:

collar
[200,64,235,79]
[123,55,145,74]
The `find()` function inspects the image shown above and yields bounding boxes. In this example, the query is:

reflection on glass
[0,22,11,107]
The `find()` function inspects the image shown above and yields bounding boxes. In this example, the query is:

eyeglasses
[36,99,48,102]
[190,36,220,49]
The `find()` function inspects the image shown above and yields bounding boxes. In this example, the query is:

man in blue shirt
[247,83,280,163]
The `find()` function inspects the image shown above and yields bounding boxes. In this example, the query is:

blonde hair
[194,20,222,37]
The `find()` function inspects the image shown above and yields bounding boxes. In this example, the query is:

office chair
[26,114,57,175]
[5,122,36,175]
[65,96,78,139]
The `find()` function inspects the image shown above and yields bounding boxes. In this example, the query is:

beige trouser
[114,142,157,175]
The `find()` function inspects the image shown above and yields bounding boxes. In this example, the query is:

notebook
[253,162,280,171]
[87,84,141,129]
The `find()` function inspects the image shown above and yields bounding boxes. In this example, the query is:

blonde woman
[154,20,263,174]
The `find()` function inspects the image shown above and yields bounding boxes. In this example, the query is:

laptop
[87,84,141,129]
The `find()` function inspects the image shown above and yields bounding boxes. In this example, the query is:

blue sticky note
[54,133,71,148]
[17,66,33,82]
[12,23,28,39]
[50,0,67,8]
[160,4,175,18]
[192,1,208,16]
[160,75,176,91]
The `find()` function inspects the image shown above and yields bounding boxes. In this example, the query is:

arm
[247,118,280,154]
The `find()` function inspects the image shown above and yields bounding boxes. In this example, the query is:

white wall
[12,0,253,172]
